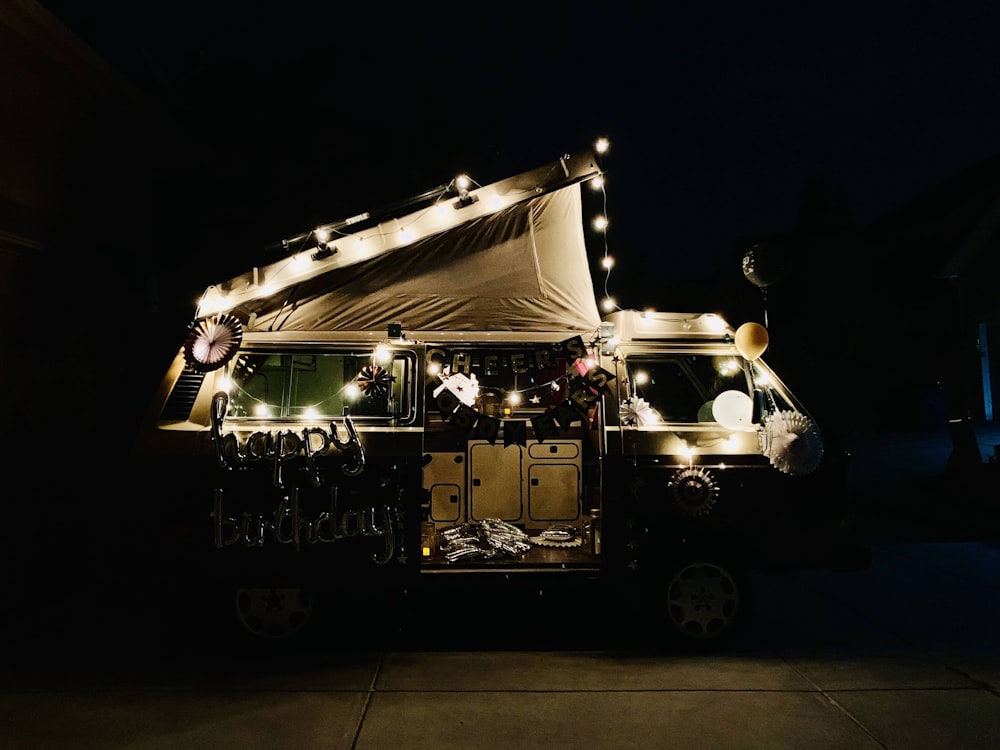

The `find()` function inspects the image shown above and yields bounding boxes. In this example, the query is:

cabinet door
[526,440,582,523]
[527,463,581,521]
[424,453,465,523]
[469,442,523,521]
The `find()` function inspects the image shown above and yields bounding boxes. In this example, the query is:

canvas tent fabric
[219,155,604,335]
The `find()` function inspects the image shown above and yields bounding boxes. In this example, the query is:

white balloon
[712,390,755,431]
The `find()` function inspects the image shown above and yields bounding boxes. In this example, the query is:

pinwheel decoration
[357,365,395,398]
[183,313,243,373]
[619,397,661,426]
[764,410,824,476]
[667,467,720,517]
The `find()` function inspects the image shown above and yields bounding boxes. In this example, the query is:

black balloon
[741,244,784,288]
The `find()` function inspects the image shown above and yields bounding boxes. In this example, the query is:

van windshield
[623,353,798,426]
[625,354,750,424]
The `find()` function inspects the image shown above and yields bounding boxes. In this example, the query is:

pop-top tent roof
[206,151,605,335]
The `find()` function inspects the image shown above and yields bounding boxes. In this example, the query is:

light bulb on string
[589,136,619,315]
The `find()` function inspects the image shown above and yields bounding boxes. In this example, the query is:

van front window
[625,354,752,425]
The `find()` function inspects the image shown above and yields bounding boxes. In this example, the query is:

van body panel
[133,152,864,644]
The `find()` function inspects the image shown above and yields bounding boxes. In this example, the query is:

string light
[204,141,615,314]
[590,136,621,314]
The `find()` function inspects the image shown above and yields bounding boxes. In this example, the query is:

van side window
[224,350,417,423]
[626,355,749,425]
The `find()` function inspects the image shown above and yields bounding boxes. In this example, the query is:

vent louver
[160,368,206,421]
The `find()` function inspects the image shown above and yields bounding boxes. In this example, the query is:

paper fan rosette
[667,467,720,517]
[183,313,243,373]
[357,365,395,398]
[764,410,824,476]
[619,397,661,426]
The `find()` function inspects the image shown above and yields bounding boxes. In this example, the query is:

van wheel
[234,587,314,640]
[653,560,748,644]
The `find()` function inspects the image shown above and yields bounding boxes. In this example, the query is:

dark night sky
[39,1,1000,310]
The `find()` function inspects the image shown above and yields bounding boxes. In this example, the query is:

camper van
[134,150,862,646]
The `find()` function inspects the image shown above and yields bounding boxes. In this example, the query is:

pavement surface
[1,421,998,749]
[1,541,999,749]
[846,420,1000,543]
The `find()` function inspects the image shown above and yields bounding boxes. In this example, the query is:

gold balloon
[735,322,769,361]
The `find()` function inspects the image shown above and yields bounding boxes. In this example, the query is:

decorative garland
[426,335,614,447]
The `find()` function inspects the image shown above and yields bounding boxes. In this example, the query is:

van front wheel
[652,560,748,644]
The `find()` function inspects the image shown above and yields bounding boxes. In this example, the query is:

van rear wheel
[234,587,314,640]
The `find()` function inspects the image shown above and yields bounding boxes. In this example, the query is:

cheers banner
[431,336,614,446]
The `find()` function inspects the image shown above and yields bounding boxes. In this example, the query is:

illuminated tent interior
[204,152,606,336]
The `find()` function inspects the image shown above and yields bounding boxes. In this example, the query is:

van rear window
[223,349,417,423]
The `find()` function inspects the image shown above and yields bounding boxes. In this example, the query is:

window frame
[222,345,420,426]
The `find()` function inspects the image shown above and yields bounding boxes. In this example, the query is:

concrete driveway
[1,541,998,749]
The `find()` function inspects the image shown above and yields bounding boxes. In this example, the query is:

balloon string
[762,288,769,328]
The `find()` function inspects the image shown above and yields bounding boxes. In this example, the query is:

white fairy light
[589,138,620,314]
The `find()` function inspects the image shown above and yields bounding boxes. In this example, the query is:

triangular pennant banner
[503,420,527,447]
[473,414,501,445]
